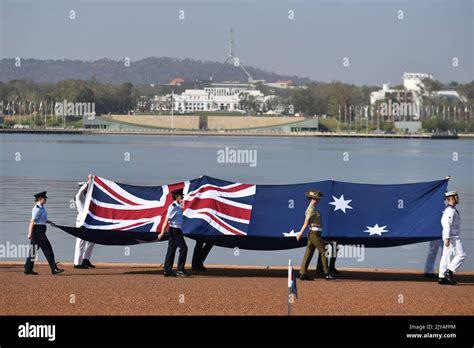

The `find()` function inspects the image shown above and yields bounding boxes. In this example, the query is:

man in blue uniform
[158,189,190,277]
[24,191,64,275]
[192,241,213,272]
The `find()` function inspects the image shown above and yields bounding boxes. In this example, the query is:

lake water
[0,133,472,270]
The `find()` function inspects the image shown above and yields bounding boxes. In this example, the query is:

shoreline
[1,262,473,315]
[0,128,471,139]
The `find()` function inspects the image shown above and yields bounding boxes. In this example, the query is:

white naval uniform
[424,239,443,274]
[74,182,95,266]
[438,205,466,278]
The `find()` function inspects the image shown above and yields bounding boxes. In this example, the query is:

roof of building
[170,78,185,85]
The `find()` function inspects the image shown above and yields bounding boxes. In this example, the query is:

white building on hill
[370,73,465,119]
[152,86,269,113]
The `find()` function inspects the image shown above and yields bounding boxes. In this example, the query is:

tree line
[0,79,137,115]
[1,78,473,121]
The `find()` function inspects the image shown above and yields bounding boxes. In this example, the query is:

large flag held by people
[58,175,449,249]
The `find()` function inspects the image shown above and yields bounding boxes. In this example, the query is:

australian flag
[58,175,449,249]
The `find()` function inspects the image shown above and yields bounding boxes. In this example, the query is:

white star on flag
[329,194,353,213]
[364,224,388,236]
[283,229,298,237]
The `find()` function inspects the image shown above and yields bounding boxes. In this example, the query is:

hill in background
[0,57,313,85]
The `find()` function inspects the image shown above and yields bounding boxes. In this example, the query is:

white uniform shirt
[441,205,460,240]
[75,183,88,227]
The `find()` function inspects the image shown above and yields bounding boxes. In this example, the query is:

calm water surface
[0,134,472,270]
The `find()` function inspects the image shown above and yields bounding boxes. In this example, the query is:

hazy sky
[1,0,472,85]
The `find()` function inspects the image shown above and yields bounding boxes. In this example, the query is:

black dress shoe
[74,264,88,269]
[83,259,96,268]
[163,272,177,277]
[192,265,207,272]
[444,270,457,285]
[299,274,314,281]
[51,268,64,275]
[438,277,450,285]
[330,268,341,275]
[24,270,39,275]
[424,273,438,279]
[325,273,335,280]
[177,271,191,277]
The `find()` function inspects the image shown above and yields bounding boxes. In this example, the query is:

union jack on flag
[80,176,185,233]
[77,175,256,237]
[183,177,256,236]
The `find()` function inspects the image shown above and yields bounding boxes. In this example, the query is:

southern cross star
[329,194,353,213]
[283,229,298,237]
[364,224,388,236]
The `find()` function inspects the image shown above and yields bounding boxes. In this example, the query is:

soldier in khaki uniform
[296,190,335,281]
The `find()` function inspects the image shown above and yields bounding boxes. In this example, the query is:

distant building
[264,80,295,89]
[170,78,185,86]
[370,83,419,117]
[394,121,422,134]
[370,73,466,119]
[401,73,433,92]
[151,83,273,113]
[82,115,109,129]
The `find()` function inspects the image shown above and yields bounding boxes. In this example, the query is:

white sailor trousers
[74,238,95,265]
[439,236,467,277]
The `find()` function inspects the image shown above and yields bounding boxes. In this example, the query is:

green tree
[457,82,474,105]
[116,82,134,114]
[239,93,259,114]
[57,80,95,103]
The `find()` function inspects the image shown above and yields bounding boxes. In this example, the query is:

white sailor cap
[445,191,458,198]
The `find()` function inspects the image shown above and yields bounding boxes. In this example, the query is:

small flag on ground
[288,259,297,315]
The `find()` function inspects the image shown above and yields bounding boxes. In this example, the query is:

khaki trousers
[300,231,328,275]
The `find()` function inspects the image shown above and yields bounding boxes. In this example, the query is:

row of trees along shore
[1,79,473,132]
